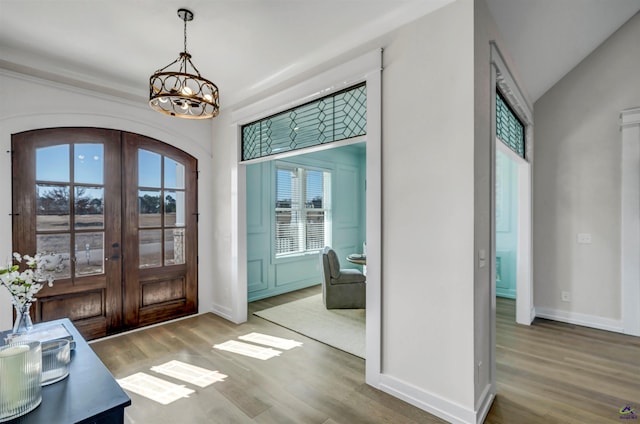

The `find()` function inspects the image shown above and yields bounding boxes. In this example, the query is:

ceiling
[0,0,639,110]
[485,0,640,101]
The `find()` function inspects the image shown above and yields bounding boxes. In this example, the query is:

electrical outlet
[561,291,571,302]
[577,233,592,244]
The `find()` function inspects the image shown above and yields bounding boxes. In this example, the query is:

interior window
[275,165,331,257]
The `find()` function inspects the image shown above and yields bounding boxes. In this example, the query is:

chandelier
[149,8,219,119]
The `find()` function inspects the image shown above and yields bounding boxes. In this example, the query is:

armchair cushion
[332,268,366,284]
[325,247,341,278]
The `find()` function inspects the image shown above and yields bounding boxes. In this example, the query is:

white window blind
[275,166,331,256]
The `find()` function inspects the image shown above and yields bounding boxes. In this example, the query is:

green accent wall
[496,150,518,299]
[246,144,366,301]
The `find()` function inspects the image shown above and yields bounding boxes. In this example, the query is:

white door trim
[496,140,533,325]
[620,107,640,336]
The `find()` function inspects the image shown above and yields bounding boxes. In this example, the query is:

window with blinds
[275,166,331,256]
[496,91,525,158]
[242,84,367,161]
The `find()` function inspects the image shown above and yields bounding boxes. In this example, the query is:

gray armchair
[320,246,366,309]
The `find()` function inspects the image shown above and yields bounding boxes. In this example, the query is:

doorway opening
[245,142,366,357]
[245,143,366,302]
[495,139,532,325]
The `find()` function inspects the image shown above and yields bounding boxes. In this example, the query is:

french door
[12,128,198,340]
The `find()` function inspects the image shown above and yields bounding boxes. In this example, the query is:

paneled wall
[246,144,366,301]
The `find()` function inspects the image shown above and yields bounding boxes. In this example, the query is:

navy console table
[2,318,131,423]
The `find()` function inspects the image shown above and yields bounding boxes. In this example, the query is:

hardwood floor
[487,297,640,424]
[90,287,640,423]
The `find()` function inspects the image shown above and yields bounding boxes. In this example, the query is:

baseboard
[248,281,319,302]
[495,290,516,299]
[474,384,494,424]
[211,303,234,322]
[378,374,479,424]
[535,307,624,333]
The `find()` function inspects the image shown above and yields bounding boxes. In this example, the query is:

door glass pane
[139,190,161,227]
[36,184,70,231]
[75,232,104,276]
[139,149,161,188]
[36,145,69,182]
[165,229,185,265]
[164,157,185,189]
[139,229,162,268]
[36,234,71,279]
[75,187,104,230]
[164,190,185,227]
[74,144,104,184]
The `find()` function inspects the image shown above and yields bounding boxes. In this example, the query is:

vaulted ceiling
[1,0,638,109]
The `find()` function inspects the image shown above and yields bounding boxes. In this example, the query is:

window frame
[274,162,332,259]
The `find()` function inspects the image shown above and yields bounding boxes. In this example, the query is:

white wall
[534,12,640,330]
[0,69,215,330]
[380,0,479,419]
[208,101,239,321]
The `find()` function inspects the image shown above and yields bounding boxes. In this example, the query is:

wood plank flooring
[90,286,640,423]
[487,297,640,424]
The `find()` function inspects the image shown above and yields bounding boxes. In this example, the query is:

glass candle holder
[0,341,42,422]
[41,339,71,386]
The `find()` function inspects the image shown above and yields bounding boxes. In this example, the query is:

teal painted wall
[246,144,366,301]
[496,150,518,299]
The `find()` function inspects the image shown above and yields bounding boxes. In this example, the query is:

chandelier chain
[183,16,188,54]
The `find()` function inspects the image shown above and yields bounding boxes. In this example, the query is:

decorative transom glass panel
[242,83,367,161]
[496,92,525,158]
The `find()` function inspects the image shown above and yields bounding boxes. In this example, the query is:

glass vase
[12,303,33,334]
[0,341,43,422]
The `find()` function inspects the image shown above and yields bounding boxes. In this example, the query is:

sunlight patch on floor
[117,372,194,405]
[117,333,304,404]
[238,332,303,350]
[150,360,227,388]
[213,340,282,360]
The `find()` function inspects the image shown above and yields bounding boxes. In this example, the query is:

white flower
[0,252,60,308]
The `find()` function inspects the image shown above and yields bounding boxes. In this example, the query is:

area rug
[254,294,365,359]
